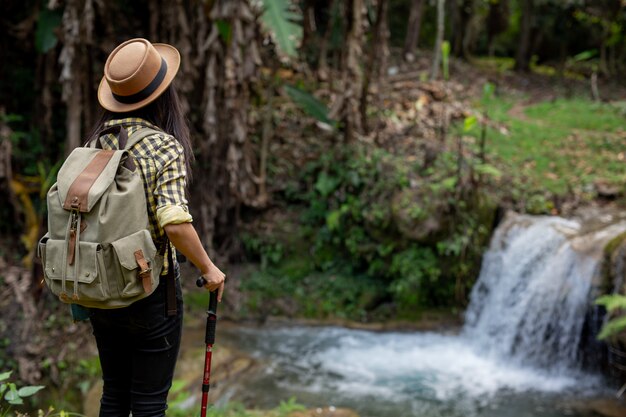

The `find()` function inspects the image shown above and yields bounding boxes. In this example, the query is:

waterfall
[463,211,626,371]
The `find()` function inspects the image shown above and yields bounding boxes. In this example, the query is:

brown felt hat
[98,38,180,112]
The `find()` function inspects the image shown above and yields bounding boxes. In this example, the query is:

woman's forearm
[164,222,225,300]
[164,222,213,274]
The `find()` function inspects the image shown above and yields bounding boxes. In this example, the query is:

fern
[258,0,302,58]
[597,315,626,340]
[595,294,626,312]
[596,294,626,340]
[284,84,334,126]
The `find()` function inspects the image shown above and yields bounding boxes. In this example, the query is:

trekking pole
[195,277,219,417]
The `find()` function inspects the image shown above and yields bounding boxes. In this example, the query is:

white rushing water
[464,214,594,369]
[227,212,626,416]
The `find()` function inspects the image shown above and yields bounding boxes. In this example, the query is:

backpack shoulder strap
[124,127,164,151]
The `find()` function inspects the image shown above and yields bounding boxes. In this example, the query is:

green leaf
[259,0,302,58]
[35,8,62,53]
[215,20,232,44]
[463,116,477,133]
[315,172,339,197]
[441,40,451,57]
[5,384,22,405]
[17,385,45,397]
[597,315,626,340]
[277,396,306,413]
[474,163,502,179]
[441,177,457,190]
[572,49,597,63]
[284,85,334,126]
[482,82,495,101]
[0,371,11,382]
[326,210,342,231]
[595,294,626,312]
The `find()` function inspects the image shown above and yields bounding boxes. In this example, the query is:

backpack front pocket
[42,239,109,302]
[111,229,162,298]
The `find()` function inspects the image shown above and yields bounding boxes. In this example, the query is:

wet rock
[595,179,623,200]
[83,380,102,417]
[82,330,258,417]
[169,326,259,412]
[568,397,626,417]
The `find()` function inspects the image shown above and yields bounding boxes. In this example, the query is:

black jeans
[90,277,183,417]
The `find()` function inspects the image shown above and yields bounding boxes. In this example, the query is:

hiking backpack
[38,126,165,309]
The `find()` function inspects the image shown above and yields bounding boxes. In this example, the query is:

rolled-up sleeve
[153,136,193,228]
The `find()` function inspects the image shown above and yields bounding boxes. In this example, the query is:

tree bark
[486,0,509,57]
[360,0,389,134]
[514,0,534,73]
[332,0,364,143]
[317,0,337,79]
[431,0,445,79]
[302,0,316,50]
[451,0,472,58]
[196,0,261,257]
[402,0,424,61]
[59,0,82,154]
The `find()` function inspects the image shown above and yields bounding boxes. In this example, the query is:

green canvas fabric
[39,128,164,309]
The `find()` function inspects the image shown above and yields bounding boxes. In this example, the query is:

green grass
[525,99,626,131]
[469,97,626,199]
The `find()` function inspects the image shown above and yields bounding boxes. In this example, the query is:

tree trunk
[431,0,445,79]
[514,0,534,73]
[402,0,424,61]
[302,0,316,48]
[360,0,389,134]
[317,0,337,79]
[451,0,472,58]
[195,0,261,257]
[486,0,509,57]
[331,0,365,143]
[599,25,610,76]
[59,0,83,154]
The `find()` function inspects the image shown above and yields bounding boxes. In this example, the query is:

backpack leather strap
[63,150,115,212]
[95,125,129,149]
[165,242,177,317]
[125,127,163,150]
[134,249,153,294]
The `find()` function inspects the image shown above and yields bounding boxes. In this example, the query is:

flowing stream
[216,212,626,417]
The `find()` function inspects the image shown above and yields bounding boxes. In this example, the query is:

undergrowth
[240,141,495,319]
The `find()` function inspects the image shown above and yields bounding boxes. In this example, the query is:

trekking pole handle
[196,277,218,345]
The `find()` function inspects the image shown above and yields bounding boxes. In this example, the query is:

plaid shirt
[100,117,192,275]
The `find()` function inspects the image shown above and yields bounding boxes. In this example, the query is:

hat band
[112,58,168,104]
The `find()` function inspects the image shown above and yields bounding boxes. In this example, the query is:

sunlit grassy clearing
[476,97,626,196]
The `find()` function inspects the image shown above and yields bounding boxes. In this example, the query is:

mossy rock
[604,231,626,259]
[525,193,555,215]
[391,188,450,243]
[597,232,626,295]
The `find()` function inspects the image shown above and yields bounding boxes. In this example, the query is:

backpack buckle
[70,196,81,210]
[139,266,152,276]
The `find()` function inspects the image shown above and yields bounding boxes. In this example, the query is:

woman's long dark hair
[87,85,194,181]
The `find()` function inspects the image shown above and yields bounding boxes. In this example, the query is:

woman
[87,38,225,417]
